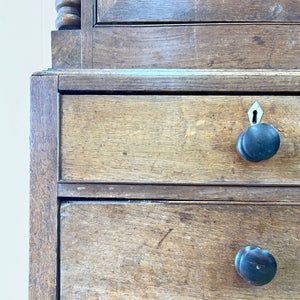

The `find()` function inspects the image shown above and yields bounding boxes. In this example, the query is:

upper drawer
[96,0,300,23]
[60,95,300,184]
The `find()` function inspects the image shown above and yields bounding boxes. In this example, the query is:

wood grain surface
[92,25,300,69]
[60,95,300,184]
[57,69,300,92]
[52,30,81,69]
[29,76,59,299]
[60,203,300,299]
[81,0,94,68]
[97,0,300,23]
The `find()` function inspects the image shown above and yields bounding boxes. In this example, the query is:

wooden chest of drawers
[30,70,300,299]
[31,0,300,299]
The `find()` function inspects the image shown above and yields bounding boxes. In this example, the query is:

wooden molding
[55,0,81,30]
[45,69,300,92]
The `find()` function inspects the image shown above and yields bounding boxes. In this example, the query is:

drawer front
[60,203,300,299]
[92,25,300,69]
[60,95,300,184]
[96,0,299,23]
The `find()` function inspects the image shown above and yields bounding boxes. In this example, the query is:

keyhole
[252,110,258,124]
[248,101,263,125]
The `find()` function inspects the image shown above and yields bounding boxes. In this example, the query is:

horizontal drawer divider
[58,182,300,203]
[59,199,300,206]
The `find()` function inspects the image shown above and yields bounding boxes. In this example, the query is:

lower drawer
[60,203,300,299]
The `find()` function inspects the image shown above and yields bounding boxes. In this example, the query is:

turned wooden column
[55,0,81,30]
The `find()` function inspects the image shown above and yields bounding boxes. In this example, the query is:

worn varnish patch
[60,203,300,299]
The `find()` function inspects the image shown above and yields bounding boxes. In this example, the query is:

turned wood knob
[235,246,277,286]
[55,0,81,30]
[237,123,280,162]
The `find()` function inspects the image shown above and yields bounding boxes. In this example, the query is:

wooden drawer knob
[237,123,280,162]
[235,246,277,286]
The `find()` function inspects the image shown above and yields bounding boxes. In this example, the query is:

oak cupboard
[30,0,300,299]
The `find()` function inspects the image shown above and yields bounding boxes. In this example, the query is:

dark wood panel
[61,203,300,299]
[56,69,300,92]
[97,0,300,23]
[60,95,300,185]
[92,25,300,68]
[81,0,94,68]
[29,76,59,299]
[51,30,81,69]
[57,183,300,203]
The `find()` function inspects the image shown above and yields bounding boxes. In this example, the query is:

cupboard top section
[53,1,300,69]
[55,0,300,30]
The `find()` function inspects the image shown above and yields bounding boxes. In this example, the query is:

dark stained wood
[55,0,81,30]
[29,76,59,299]
[92,25,300,69]
[60,95,300,185]
[81,0,93,68]
[56,69,300,92]
[51,30,81,69]
[97,0,300,23]
[60,203,300,299]
[57,183,300,203]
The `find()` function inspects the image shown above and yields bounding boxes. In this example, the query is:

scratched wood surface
[60,203,300,299]
[29,76,59,299]
[92,25,300,69]
[60,95,300,184]
[96,0,300,23]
